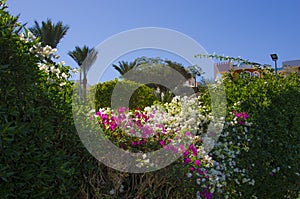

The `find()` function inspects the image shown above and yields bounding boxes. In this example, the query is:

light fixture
[270,53,278,74]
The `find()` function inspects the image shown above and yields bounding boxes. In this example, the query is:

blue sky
[7,0,300,81]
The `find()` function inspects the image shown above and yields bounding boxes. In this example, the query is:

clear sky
[7,0,300,81]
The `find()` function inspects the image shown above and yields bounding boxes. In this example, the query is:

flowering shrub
[19,28,78,88]
[222,70,300,198]
[91,94,253,198]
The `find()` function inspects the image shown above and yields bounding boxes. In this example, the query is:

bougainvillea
[91,94,253,198]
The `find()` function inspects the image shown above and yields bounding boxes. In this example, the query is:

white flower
[119,185,124,193]
[28,31,35,39]
[58,61,65,65]
[72,68,79,74]
[61,72,68,79]
[53,54,60,59]
[142,154,147,159]
[53,68,60,74]
[51,48,57,53]
[109,189,115,195]
[19,33,26,41]
[29,47,35,53]
[59,82,66,86]
[249,179,255,185]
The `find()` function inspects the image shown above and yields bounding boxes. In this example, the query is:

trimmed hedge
[93,78,157,110]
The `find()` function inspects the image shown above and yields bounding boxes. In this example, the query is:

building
[281,59,300,75]
[214,59,300,79]
[214,62,264,80]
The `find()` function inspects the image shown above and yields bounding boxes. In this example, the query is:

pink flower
[184,158,191,164]
[190,167,195,171]
[179,144,184,152]
[195,159,201,166]
[185,132,191,137]
[183,150,189,157]
[189,144,198,156]
[233,111,250,125]
[159,140,165,146]
[118,107,126,114]
[109,123,117,131]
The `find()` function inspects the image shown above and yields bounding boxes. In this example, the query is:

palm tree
[112,60,137,77]
[68,45,98,101]
[29,19,69,48]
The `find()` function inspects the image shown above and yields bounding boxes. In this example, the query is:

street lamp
[270,53,278,74]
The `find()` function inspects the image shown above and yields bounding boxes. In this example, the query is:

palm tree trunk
[79,68,82,102]
[83,76,87,101]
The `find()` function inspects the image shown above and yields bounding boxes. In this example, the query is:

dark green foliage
[0,4,86,198]
[93,79,157,110]
[201,70,300,198]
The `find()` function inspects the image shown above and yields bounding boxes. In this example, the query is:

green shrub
[201,70,300,198]
[93,78,157,110]
[0,3,87,198]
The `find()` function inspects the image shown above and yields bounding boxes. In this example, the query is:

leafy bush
[198,69,300,198]
[93,78,157,110]
[222,71,300,198]
[0,2,86,198]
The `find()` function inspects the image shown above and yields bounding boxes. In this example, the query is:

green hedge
[93,78,157,110]
[0,3,87,198]
[200,70,300,198]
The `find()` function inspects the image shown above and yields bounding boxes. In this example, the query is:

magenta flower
[195,159,201,166]
[183,150,189,157]
[184,157,191,164]
[190,167,195,171]
[109,123,117,131]
[235,111,249,119]
[189,144,198,156]
[160,140,165,146]
[118,107,126,114]
[233,111,250,125]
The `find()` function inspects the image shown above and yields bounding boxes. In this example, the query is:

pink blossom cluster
[233,111,250,125]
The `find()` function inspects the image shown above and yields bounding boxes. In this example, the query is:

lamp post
[270,54,278,74]
[188,65,202,93]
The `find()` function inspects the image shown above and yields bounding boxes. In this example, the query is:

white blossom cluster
[94,94,256,197]
[18,30,79,86]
